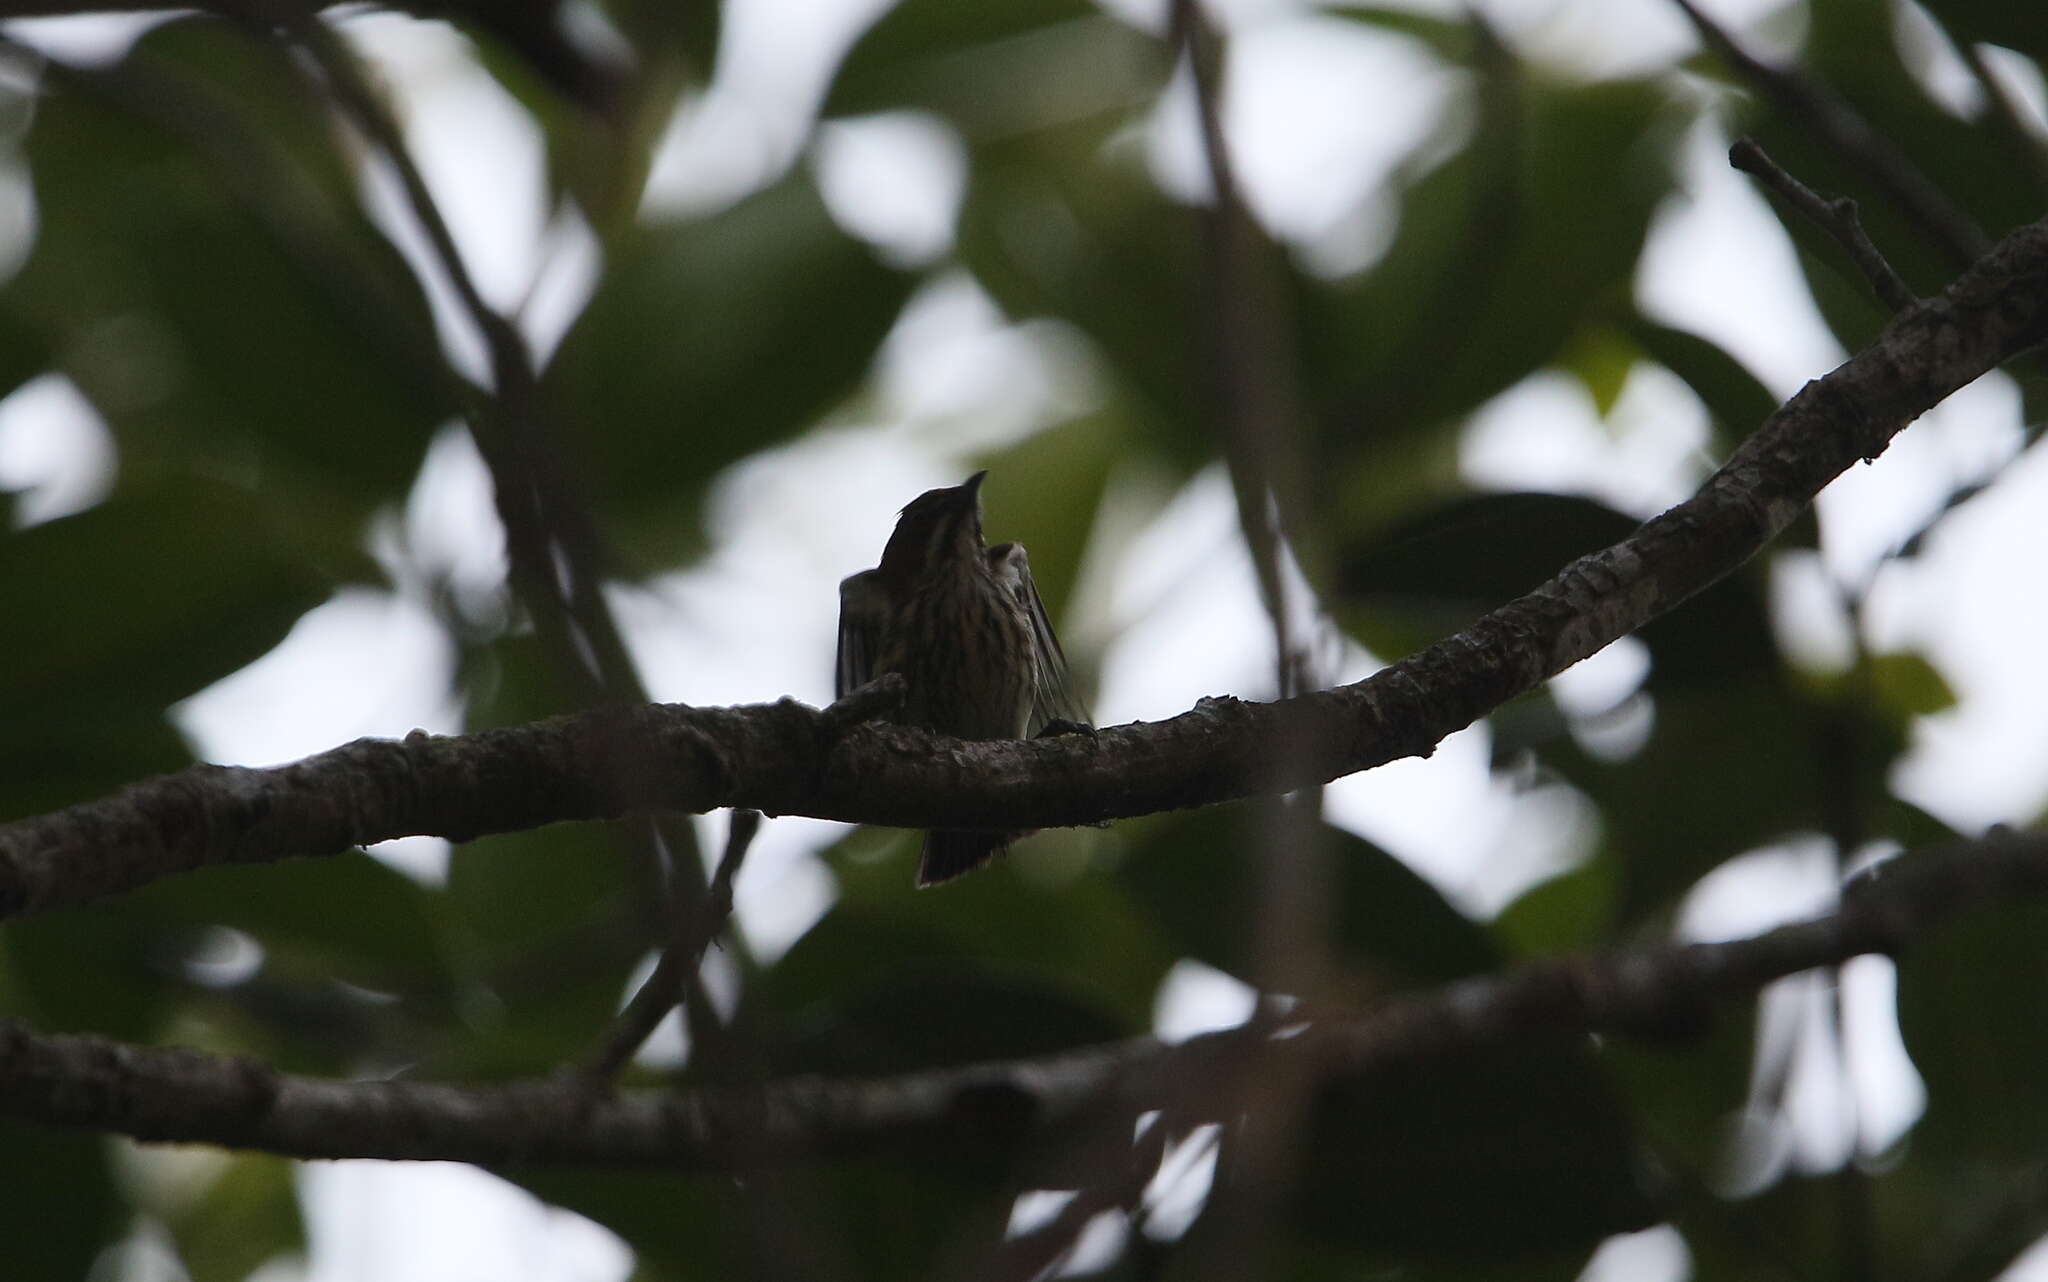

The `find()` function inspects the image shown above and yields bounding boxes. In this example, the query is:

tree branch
[1671,0,1990,270]
[1172,0,1319,697]
[4,210,2047,918]
[3,832,2044,1167]
[578,808,758,1081]
[1730,136,1918,313]
[263,11,723,1038]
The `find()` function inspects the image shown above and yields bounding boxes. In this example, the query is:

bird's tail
[918,830,1017,886]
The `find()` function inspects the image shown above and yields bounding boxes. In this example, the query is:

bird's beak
[961,470,988,498]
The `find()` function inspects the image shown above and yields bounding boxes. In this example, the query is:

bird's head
[879,471,987,581]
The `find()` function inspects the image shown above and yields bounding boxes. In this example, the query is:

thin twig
[1169,0,1319,702]
[580,809,760,1081]
[1671,0,1989,270]
[267,10,726,1054]
[1169,17,1335,1273]
[1729,136,1918,313]
[1170,0,1336,963]
[278,13,639,701]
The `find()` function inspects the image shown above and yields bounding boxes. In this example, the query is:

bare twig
[1145,21,1345,1269]
[1169,0,1319,701]
[580,809,760,1080]
[1170,0,1335,1009]
[279,12,643,707]
[1672,0,1990,269]
[267,9,726,1053]
[1729,136,1918,313]
[4,831,2047,1166]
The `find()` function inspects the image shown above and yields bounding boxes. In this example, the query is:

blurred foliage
[0,0,2043,1279]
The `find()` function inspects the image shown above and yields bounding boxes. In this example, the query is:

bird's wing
[987,542,1090,734]
[836,569,890,699]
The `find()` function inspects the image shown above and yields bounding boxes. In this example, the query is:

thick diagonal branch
[3,214,2048,919]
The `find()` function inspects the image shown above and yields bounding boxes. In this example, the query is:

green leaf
[510,1168,739,1282]
[0,713,190,822]
[955,116,1210,471]
[1493,856,1615,957]
[1897,893,2048,1160]
[769,959,1128,1078]
[129,851,458,1008]
[0,1120,120,1281]
[972,409,1135,708]
[8,18,452,529]
[1334,491,1780,695]
[1,902,173,1039]
[1865,649,1958,717]
[1287,1040,1659,1252]
[0,306,53,408]
[1543,682,1830,920]
[1559,326,1637,418]
[0,480,330,719]
[1337,492,1637,655]
[162,1154,304,1282]
[1915,1,2048,63]
[447,823,643,968]
[1622,314,1780,454]
[542,172,916,567]
[435,822,649,1077]
[1601,999,1756,1178]
[975,411,1125,622]
[600,0,722,80]
[1119,808,1500,987]
[827,1,1160,137]
[731,884,1146,1275]
[800,825,1171,1029]
[1302,72,1682,473]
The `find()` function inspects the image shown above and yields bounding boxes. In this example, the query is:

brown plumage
[836,471,1089,885]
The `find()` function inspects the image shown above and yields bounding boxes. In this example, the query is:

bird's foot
[823,673,906,733]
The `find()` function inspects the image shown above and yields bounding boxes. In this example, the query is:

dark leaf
[0,1120,119,1281]
[542,172,915,566]
[0,480,330,718]
[1119,808,1500,987]
[1288,1039,1659,1252]
[955,116,1209,470]
[1303,73,1682,473]
[129,851,458,1007]
[827,0,1159,137]
[9,19,452,530]
[1334,491,1780,695]
[1621,314,1780,455]
[1897,894,2048,1160]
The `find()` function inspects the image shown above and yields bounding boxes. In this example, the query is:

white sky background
[4,0,2048,1279]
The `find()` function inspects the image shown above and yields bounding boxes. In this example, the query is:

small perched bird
[836,471,1090,885]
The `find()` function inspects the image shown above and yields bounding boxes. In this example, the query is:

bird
[835,470,1090,885]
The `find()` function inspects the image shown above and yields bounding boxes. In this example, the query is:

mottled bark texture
[1,832,2042,1166]
[5,216,2048,920]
